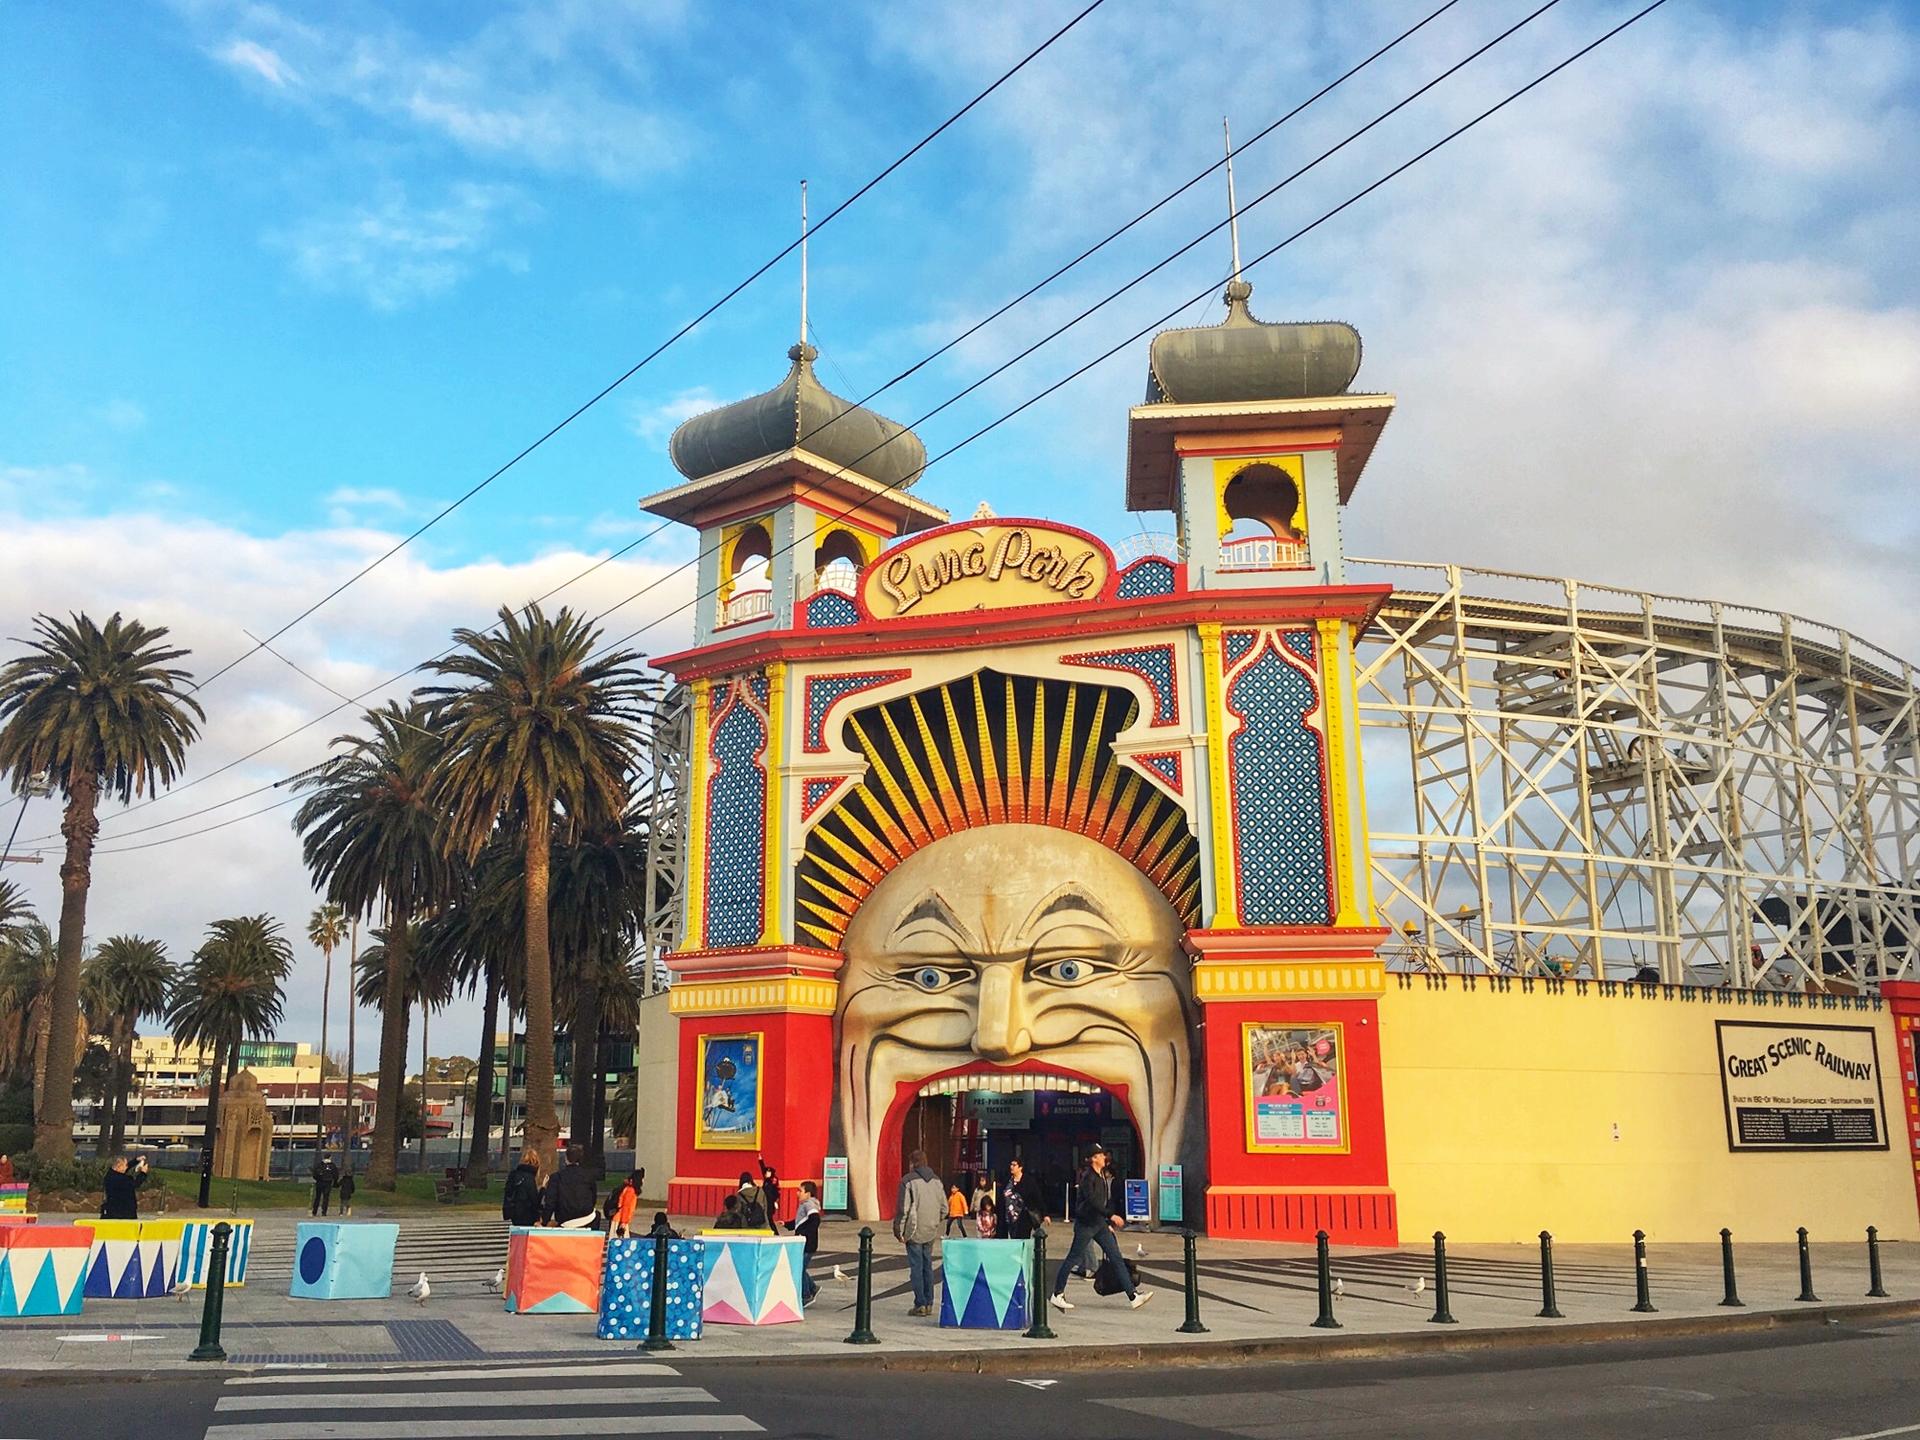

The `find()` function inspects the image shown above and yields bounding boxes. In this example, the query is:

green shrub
[0,1123,31,1157]
[17,1151,108,1193]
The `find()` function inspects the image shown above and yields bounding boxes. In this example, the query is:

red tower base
[1206,1185,1398,1244]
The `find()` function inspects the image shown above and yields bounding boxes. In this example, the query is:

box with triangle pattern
[77,1219,183,1300]
[504,1226,606,1314]
[938,1238,1032,1330]
[698,1235,805,1325]
[0,1224,91,1317]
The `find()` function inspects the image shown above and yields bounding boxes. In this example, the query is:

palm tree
[417,858,516,1181]
[354,921,454,1172]
[0,878,32,946]
[0,921,95,1127]
[0,613,203,1158]
[167,915,290,1201]
[419,604,650,1171]
[83,935,173,1154]
[306,903,349,1148]
[293,701,452,1190]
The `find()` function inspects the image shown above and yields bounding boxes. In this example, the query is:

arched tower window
[814,527,867,595]
[1220,462,1308,571]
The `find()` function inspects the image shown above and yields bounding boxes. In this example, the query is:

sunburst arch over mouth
[795,669,1202,948]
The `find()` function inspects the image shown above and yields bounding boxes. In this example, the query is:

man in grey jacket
[893,1148,946,1317]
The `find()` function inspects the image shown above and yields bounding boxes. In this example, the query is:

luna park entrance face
[899,1085,1142,1209]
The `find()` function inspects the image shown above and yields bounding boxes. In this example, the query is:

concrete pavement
[3,1210,1915,1378]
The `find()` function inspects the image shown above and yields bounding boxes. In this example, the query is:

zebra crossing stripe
[204,1421,761,1440]
[225,1362,681,1386]
[217,1389,717,1414]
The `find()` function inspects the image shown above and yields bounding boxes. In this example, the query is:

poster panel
[822,1157,849,1213]
[1716,1021,1888,1152]
[695,1032,764,1150]
[1244,1022,1349,1154]
[1156,1163,1184,1223]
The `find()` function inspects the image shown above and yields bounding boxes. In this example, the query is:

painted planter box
[0,1224,90,1317]
[175,1218,255,1289]
[938,1238,1032,1330]
[0,1183,27,1215]
[597,1235,706,1341]
[698,1234,804,1326]
[288,1221,398,1300]
[505,1227,606,1315]
[78,1219,182,1300]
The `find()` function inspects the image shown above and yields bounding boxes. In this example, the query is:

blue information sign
[1124,1177,1150,1223]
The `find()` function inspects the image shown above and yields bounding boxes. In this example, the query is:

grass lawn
[147,1166,502,1212]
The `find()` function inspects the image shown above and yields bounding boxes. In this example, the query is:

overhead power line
[38,0,1462,849]
[65,0,1671,866]
[182,0,1111,699]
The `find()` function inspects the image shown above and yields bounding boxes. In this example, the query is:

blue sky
[2,0,1915,1046]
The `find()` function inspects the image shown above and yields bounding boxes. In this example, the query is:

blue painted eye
[1036,957,1102,985]
[1055,960,1085,982]
[913,967,947,991]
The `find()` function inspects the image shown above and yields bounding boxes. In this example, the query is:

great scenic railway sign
[861,520,1113,619]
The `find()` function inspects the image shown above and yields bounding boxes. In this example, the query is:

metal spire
[1223,117,1243,285]
[799,178,810,349]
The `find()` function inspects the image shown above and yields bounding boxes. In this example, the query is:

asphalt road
[7,1317,1920,1440]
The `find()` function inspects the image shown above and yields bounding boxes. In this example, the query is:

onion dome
[1146,279,1361,404]
[668,342,927,490]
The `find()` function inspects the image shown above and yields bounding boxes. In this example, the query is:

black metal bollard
[188,1222,231,1361]
[1537,1230,1563,1319]
[1429,1231,1457,1324]
[1312,1230,1341,1329]
[1177,1228,1208,1334]
[1631,1229,1656,1313]
[1719,1228,1743,1307]
[1796,1227,1819,1302]
[196,1146,214,1210]
[642,1222,676,1352]
[845,1227,878,1345]
[1867,1226,1889,1298]
[1025,1226,1056,1339]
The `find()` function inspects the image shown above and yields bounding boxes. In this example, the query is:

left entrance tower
[641,342,946,1221]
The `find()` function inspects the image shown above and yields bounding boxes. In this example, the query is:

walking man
[893,1148,945,1317]
[310,1151,340,1217]
[1050,1144,1151,1313]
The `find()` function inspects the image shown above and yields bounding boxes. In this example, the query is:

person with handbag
[1049,1144,1151,1313]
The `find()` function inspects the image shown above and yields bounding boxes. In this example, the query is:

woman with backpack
[502,1148,542,1228]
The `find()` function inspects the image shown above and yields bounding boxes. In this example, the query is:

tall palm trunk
[367,905,412,1189]
[316,940,333,1150]
[466,954,500,1181]
[344,921,358,1156]
[106,1012,129,1155]
[568,975,602,1169]
[37,773,99,1159]
[521,799,559,1177]
[200,1034,226,1187]
[417,1002,430,1173]
[590,1037,609,1174]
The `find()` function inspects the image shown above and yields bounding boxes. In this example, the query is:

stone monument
[214,1069,273,1181]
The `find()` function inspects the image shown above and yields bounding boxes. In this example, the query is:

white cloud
[214,37,297,88]
[324,486,409,511]
[626,387,722,451]
[97,399,148,432]
[187,3,688,182]
[0,502,696,1046]
[269,181,538,310]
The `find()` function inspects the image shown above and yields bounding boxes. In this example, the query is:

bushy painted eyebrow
[1033,889,1113,925]
[895,893,966,936]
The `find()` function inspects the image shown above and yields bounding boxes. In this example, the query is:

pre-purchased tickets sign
[1716,1020,1888,1152]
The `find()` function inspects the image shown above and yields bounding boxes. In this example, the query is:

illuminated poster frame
[695,1031,765,1151]
[1243,1021,1350,1155]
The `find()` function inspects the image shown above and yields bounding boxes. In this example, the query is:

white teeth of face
[916,1071,1097,1096]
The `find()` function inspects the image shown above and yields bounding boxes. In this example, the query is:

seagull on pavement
[485,1266,504,1293]
[1411,1275,1426,1296]
[1332,1278,1344,1298]
[1135,1242,1147,1259]
[170,1280,194,1301]
[832,1264,847,1283]
[408,1272,431,1305]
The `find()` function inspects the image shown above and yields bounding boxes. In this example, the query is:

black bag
[1093,1255,1138,1296]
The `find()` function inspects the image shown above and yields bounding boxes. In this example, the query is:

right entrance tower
[1130,277,1399,1241]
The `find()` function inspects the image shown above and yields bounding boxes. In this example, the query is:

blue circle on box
[299,1236,327,1284]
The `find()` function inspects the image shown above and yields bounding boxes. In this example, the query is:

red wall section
[670,1010,835,1225]
[1199,996,1396,1243]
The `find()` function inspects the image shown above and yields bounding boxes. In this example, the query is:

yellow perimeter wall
[1379,979,1919,1243]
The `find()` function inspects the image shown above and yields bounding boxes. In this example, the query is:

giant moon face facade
[836,823,1194,1219]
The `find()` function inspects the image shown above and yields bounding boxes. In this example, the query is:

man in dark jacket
[541,1144,599,1227]
[100,1155,150,1220]
[502,1150,542,1228]
[311,1153,340,1216]
[1049,1145,1150,1313]
[999,1156,1048,1240]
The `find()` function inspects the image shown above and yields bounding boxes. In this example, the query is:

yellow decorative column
[1197,621,1239,929]
[758,662,788,946]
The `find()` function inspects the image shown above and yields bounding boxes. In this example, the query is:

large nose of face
[972,960,1032,1062]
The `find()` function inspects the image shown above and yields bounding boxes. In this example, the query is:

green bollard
[188,1222,231,1362]
[1312,1230,1342,1329]
[1537,1230,1563,1319]
[1429,1231,1457,1324]
[1025,1226,1057,1339]
[641,1221,676,1352]
[1177,1228,1208,1334]
[1719,1228,1743,1307]
[1796,1227,1819,1302]
[845,1227,879,1344]
[1631,1229,1657,1313]
[1868,1226,1890,1298]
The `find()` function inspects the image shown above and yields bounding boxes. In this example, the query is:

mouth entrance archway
[883,1063,1144,1219]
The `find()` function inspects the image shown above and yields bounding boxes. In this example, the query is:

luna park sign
[861,521,1114,620]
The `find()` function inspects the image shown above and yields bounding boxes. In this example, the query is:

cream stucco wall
[1378,979,1918,1243]
[631,993,679,1200]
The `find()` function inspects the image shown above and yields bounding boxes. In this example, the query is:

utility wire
[60,0,1671,865]
[35,0,1459,849]
[589,0,1671,661]
[182,0,1111,699]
